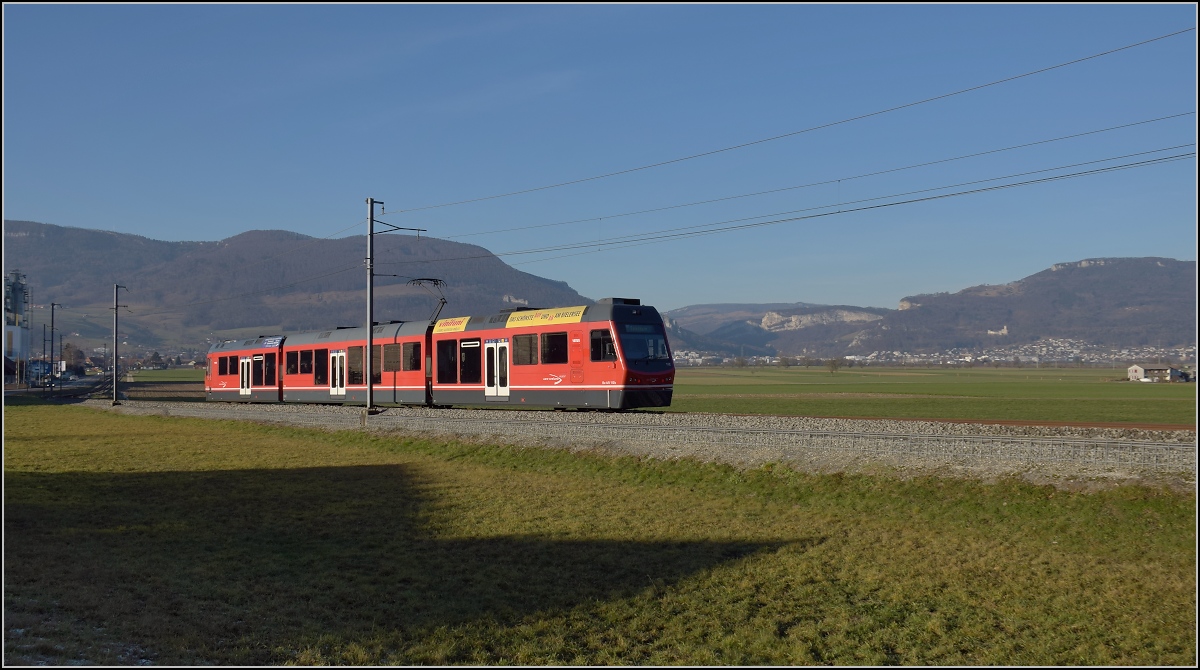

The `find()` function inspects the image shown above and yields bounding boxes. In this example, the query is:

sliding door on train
[329,350,346,398]
[484,339,509,401]
[238,357,252,397]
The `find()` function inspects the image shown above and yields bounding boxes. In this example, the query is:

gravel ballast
[80,399,1197,491]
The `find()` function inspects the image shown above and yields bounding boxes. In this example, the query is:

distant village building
[1127,364,1186,382]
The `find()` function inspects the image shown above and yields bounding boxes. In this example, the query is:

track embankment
[78,399,1196,491]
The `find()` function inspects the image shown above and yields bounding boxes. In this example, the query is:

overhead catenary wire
[510,152,1195,266]
[497,144,1198,256]
[392,27,1195,215]
[75,147,1193,320]
[441,111,1196,240]
[373,146,1195,266]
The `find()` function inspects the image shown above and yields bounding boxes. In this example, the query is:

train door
[485,339,509,401]
[329,350,346,398]
[239,357,251,396]
[570,330,584,384]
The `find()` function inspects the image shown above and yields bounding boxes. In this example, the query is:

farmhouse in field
[1127,364,1187,382]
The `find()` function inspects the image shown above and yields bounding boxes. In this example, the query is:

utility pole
[112,285,126,405]
[364,198,425,414]
[42,324,47,393]
[366,198,380,413]
[49,302,60,392]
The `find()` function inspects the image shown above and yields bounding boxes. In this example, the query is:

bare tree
[826,358,843,374]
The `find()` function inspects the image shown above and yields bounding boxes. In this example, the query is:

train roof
[436,298,663,335]
[282,321,425,347]
[208,335,285,354]
[205,299,662,353]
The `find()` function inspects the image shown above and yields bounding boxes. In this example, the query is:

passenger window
[218,356,228,376]
[591,329,617,362]
[383,344,401,372]
[348,347,364,385]
[265,353,276,386]
[402,342,421,371]
[286,351,299,375]
[513,334,538,365]
[252,357,264,386]
[372,345,382,384]
[437,340,458,384]
[541,332,568,364]
[314,349,328,385]
[460,339,482,384]
[299,350,313,374]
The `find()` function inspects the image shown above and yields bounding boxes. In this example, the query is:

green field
[669,367,1197,426]
[109,366,1198,425]
[4,406,1195,665]
[126,368,206,382]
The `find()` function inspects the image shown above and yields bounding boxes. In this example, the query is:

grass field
[99,366,1198,425]
[4,405,1195,665]
[670,367,1197,426]
[126,368,205,383]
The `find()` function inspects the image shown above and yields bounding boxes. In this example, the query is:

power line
[505,144,1197,255]
[442,111,1195,240]
[72,151,1194,321]
[513,153,1194,264]
[375,146,1195,266]
[393,27,1195,214]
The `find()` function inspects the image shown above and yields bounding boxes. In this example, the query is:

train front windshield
[617,323,673,371]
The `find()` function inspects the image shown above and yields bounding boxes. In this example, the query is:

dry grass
[4,405,1195,665]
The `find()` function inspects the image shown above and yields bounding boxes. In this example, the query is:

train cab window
[383,344,401,372]
[541,332,569,365]
[252,356,264,386]
[437,340,458,384]
[314,349,328,384]
[286,351,299,375]
[371,345,383,384]
[218,356,228,376]
[459,339,482,384]
[617,323,672,369]
[513,334,538,365]
[299,350,313,375]
[348,347,364,385]
[590,329,618,362]
[264,353,277,386]
[402,342,421,371]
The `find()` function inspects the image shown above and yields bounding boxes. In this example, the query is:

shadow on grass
[5,464,790,664]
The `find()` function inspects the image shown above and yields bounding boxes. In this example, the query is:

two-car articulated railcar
[205,298,674,410]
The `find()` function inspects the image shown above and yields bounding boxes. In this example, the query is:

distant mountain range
[3,220,587,349]
[4,220,1195,355]
[665,257,1196,356]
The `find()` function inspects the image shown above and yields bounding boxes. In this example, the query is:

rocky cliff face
[760,309,884,331]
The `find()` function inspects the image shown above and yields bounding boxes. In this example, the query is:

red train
[205,298,674,410]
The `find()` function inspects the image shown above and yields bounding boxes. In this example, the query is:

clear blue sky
[3,3,1196,311]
